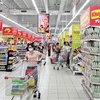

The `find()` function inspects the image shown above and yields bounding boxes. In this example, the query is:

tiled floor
[0,57,89,100]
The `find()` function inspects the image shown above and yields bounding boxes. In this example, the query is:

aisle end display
[69,24,83,75]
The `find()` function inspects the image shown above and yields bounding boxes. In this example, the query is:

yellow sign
[72,24,81,50]
[91,9,100,19]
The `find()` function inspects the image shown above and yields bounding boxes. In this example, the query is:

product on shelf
[70,47,83,75]
[17,44,27,59]
[0,46,8,70]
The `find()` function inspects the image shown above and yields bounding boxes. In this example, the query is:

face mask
[29,48,33,51]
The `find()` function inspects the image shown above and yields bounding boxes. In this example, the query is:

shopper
[26,43,30,51]
[55,42,60,61]
[25,43,44,87]
[66,42,71,68]
[48,43,51,56]
[38,43,44,53]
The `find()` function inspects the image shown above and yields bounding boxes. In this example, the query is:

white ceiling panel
[14,0,28,8]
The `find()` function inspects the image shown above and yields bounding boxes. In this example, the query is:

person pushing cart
[24,43,44,97]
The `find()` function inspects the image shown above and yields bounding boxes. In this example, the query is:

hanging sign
[0,20,2,31]
[22,32,28,38]
[27,34,32,40]
[18,31,22,37]
[3,27,18,36]
[38,14,49,33]
[81,6,100,30]
[72,24,81,50]
[12,27,18,36]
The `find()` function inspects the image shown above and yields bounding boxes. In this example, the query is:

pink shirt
[26,50,42,66]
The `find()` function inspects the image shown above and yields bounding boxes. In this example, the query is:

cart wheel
[53,67,55,70]
[44,62,46,66]
[57,68,59,70]
[61,65,63,68]
[33,94,37,98]
[38,93,41,99]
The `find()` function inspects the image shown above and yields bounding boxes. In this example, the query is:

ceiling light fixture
[0,14,38,36]
[59,0,91,36]
[32,0,39,14]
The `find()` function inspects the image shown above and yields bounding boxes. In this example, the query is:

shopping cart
[4,61,41,100]
[51,52,67,70]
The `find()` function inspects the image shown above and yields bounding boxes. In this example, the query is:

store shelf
[81,50,100,56]
[82,61,100,71]
[81,50,90,54]
[82,71,100,85]
[82,39,100,42]
[82,81,93,99]
[70,64,82,75]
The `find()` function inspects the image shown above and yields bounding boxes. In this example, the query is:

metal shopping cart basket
[4,61,41,100]
[51,52,67,70]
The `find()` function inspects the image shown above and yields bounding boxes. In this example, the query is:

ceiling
[0,0,100,37]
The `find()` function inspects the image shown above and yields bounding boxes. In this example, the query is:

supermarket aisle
[0,57,89,100]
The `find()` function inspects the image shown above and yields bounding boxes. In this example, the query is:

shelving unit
[17,45,27,59]
[7,50,18,71]
[70,53,83,75]
[81,27,100,100]
[0,46,8,71]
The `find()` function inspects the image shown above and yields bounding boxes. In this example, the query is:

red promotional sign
[90,6,100,26]
[0,20,2,31]
[81,6,100,30]
[3,27,13,35]
[18,31,22,37]
[14,37,18,44]
[22,32,28,38]
[27,34,32,40]
[3,27,18,36]
[12,27,18,36]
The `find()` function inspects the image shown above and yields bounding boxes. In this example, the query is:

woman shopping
[24,43,44,96]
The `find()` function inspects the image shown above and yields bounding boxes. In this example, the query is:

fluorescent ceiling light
[0,14,38,36]
[32,0,39,14]
[60,0,91,35]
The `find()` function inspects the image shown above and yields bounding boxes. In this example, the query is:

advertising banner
[90,6,100,26]
[80,7,90,30]
[18,31,22,37]
[38,14,49,33]
[27,34,32,40]
[81,6,100,30]
[3,27,18,36]
[22,32,28,38]
[12,27,18,36]
[0,20,2,31]
[14,37,18,44]
[72,24,81,50]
